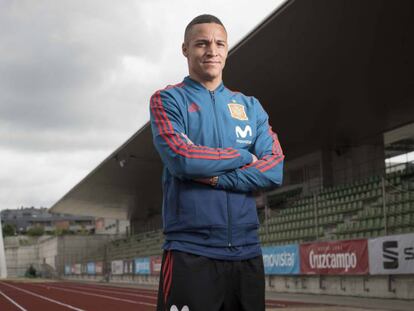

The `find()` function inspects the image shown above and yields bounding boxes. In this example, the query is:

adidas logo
[170,305,189,311]
[188,102,200,112]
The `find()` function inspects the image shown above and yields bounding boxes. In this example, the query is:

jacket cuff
[217,171,238,190]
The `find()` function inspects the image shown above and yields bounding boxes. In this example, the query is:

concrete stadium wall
[55,235,111,276]
[5,236,60,277]
[4,235,112,278]
[62,274,159,287]
[5,245,40,277]
[38,236,58,269]
[265,275,414,300]
[64,274,105,282]
[110,274,159,286]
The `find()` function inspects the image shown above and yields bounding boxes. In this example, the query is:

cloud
[0,148,108,209]
[0,0,162,131]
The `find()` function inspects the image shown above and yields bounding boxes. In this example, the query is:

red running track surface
[0,281,311,310]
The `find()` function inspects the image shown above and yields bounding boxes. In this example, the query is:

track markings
[0,290,28,311]
[64,282,157,295]
[0,282,86,311]
[32,283,156,307]
[49,283,157,300]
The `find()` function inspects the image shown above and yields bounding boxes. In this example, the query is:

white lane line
[266,302,287,307]
[64,283,157,295]
[0,290,28,311]
[50,283,156,300]
[0,282,86,311]
[58,283,157,298]
[32,283,156,307]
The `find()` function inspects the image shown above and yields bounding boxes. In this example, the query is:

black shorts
[157,250,265,311]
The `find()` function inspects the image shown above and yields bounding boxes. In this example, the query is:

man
[150,14,284,311]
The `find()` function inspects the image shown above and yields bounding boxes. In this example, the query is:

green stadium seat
[394,226,403,234]
[260,170,414,242]
[402,214,411,227]
[388,215,396,228]
[387,204,396,215]
[402,227,411,233]
[403,202,411,214]
[396,214,403,226]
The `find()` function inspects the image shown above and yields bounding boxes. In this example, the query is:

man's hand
[194,178,211,185]
[194,153,257,185]
[194,176,219,187]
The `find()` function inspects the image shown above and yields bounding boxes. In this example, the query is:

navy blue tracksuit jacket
[150,76,284,259]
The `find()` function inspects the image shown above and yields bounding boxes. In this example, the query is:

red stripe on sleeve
[259,155,284,172]
[150,90,243,160]
[155,91,239,157]
[240,125,284,171]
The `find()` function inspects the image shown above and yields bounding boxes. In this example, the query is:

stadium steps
[260,167,414,245]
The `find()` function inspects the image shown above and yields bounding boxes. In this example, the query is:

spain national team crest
[228,102,248,121]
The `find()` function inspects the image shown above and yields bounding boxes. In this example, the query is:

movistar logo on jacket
[235,125,252,144]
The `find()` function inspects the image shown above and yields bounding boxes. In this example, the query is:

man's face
[182,23,228,83]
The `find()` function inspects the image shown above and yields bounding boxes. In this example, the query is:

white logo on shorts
[170,305,189,311]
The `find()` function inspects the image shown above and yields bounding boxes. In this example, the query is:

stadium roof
[50,0,414,222]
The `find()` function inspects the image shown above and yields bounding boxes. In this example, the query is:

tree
[27,226,44,237]
[53,227,70,236]
[2,223,16,237]
[25,265,37,278]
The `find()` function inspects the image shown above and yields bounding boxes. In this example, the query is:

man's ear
[182,42,188,58]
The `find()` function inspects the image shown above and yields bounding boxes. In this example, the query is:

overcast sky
[0,0,285,211]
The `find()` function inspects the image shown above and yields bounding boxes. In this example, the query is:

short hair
[184,14,226,43]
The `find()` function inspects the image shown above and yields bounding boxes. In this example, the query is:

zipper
[209,91,223,146]
[209,90,232,247]
[226,192,232,247]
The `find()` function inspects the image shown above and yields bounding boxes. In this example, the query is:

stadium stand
[107,229,163,260]
[259,166,414,246]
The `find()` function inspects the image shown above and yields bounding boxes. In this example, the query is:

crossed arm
[201,102,284,192]
[150,90,284,193]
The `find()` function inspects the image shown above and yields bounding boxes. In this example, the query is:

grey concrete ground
[267,308,384,311]
[265,291,414,311]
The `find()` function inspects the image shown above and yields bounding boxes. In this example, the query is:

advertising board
[300,239,369,275]
[262,244,300,275]
[369,233,414,274]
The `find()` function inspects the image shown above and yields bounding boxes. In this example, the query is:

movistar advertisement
[300,239,369,275]
[111,260,124,275]
[73,263,81,275]
[95,261,103,274]
[86,262,95,275]
[262,244,300,275]
[134,257,150,275]
[368,233,414,275]
[122,259,134,274]
[64,264,71,275]
[150,256,162,275]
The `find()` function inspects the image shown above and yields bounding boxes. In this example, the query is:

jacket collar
[184,76,225,93]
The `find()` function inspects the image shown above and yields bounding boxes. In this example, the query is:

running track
[0,281,309,310]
